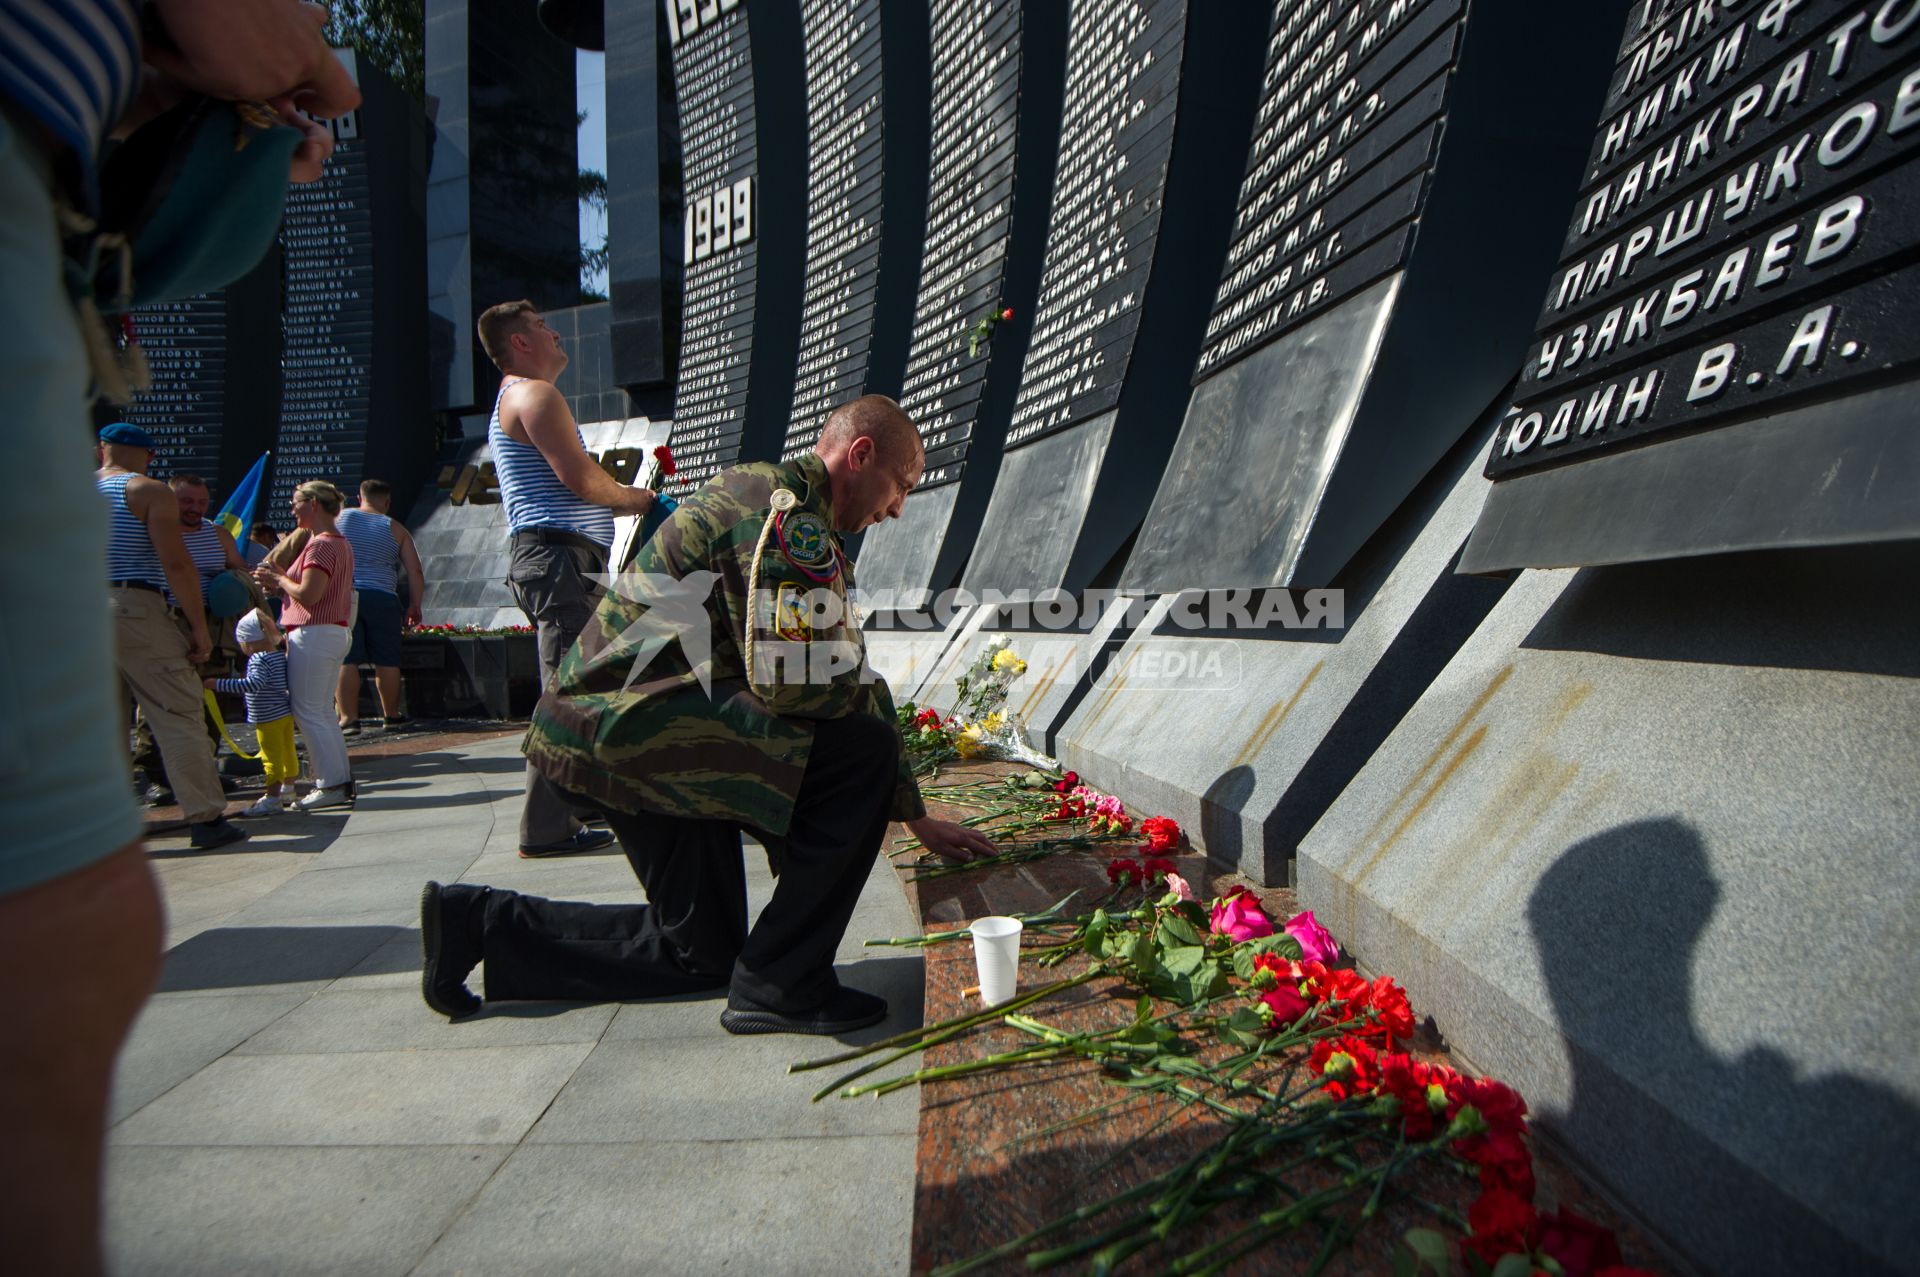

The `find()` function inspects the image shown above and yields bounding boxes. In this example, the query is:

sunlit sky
[578,49,609,296]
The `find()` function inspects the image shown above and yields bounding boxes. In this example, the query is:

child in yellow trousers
[205,610,299,816]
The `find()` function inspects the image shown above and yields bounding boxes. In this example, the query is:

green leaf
[1159,914,1202,947]
[1227,1007,1266,1032]
[1129,930,1157,975]
[1082,909,1110,958]
[1245,932,1303,961]
[1400,1229,1452,1275]
[1489,1255,1533,1277]
[1232,946,1258,982]
[1160,944,1207,977]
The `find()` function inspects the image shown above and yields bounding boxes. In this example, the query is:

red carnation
[1537,1208,1624,1277]
[652,444,677,476]
[1000,306,1014,320]
[1307,1034,1379,1100]
[1140,815,1181,852]
[1053,770,1079,792]
[1378,1052,1437,1139]
[1449,1075,1529,1136]
[1142,856,1175,878]
[1364,974,1415,1044]
[1461,1126,1535,1198]
[1463,1186,1538,1268]
[1106,857,1143,886]
[1260,984,1310,1026]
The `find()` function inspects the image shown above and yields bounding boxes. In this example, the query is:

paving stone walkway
[110,733,923,1276]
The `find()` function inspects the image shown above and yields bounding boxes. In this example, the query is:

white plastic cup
[969,916,1024,1006]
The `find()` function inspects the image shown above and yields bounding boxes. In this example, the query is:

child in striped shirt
[205,610,298,816]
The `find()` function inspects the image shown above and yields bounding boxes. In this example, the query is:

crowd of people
[102,426,432,841]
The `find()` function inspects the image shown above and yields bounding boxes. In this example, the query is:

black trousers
[506,533,608,845]
[476,711,901,1010]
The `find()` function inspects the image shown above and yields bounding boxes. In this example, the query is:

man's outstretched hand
[905,816,998,863]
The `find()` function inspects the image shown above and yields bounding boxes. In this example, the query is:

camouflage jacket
[523,451,925,834]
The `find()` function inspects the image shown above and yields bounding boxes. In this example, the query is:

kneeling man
[420,396,994,1034]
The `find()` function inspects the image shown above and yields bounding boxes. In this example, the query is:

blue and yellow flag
[213,452,269,540]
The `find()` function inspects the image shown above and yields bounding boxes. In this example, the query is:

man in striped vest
[130,474,248,804]
[167,474,249,605]
[95,427,244,852]
[478,300,658,857]
[335,479,426,733]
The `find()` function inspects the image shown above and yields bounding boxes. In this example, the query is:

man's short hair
[477,300,538,370]
[818,395,922,462]
[360,478,392,500]
[249,521,277,540]
[168,473,209,491]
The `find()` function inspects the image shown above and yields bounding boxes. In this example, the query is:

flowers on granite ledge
[811,875,1659,1277]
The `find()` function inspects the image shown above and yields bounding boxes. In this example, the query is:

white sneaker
[298,784,353,811]
[242,794,289,818]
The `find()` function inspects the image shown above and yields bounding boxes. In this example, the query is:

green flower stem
[861,891,1097,949]
[844,1013,1180,1100]
[794,970,1103,1101]
[843,1044,1075,1098]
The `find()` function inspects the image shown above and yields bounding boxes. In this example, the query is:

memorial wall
[855,0,1068,602]
[112,256,282,499]
[781,0,893,457]
[1291,4,1920,1272]
[658,0,803,496]
[1043,0,1620,884]
[1462,0,1920,570]
[1124,0,1624,592]
[960,0,1271,596]
[112,53,426,517]
[271,56,430,516]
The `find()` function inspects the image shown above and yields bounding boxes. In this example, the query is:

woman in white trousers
[255,481,356,809]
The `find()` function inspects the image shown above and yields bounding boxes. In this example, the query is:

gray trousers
[506,534,608,846]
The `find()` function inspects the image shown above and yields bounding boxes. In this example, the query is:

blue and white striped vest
[97,471,165,588]
[487,377,615,547]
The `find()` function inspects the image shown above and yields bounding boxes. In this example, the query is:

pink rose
[1209,888,1274,944]
[1164,872,1193,901]
[1283,909,1339,964]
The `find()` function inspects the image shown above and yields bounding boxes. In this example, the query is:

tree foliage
[324,0,425,102]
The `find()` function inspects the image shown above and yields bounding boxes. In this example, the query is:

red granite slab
[869,761,1674,1276]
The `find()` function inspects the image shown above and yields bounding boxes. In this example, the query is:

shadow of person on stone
[1528,819,1918,1276]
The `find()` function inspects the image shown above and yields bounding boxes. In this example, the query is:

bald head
[816,395,923,466]
[814,395,925,532]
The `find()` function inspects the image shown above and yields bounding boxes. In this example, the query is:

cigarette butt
[961,984,980,998]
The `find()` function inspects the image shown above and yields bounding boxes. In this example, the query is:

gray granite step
[109,734,921,1275]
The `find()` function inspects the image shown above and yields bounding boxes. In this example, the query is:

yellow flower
[981,712,1006,734]
[955,726,989,758]
[991,648,1024,674]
